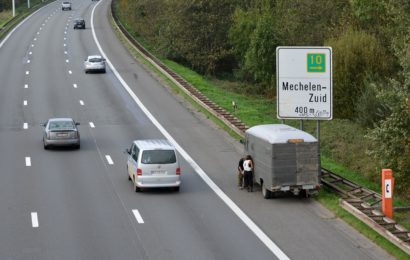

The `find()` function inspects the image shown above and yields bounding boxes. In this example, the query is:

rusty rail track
[321,168,410,248]
[111,1,410,252]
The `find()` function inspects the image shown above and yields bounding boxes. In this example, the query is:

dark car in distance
[74,18,85,29]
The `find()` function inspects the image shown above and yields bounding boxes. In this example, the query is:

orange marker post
[381,169,394,219]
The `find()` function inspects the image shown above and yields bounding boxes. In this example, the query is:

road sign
[276,47,332,120]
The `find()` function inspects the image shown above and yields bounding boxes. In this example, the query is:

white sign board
[384,179,392,198]
[277,47,332,120]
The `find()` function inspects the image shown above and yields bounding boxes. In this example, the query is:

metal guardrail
[321,168,410,248]
[110,0,410,252]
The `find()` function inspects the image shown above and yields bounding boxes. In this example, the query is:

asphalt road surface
[0,0,394,259]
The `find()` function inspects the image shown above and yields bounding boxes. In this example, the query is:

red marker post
[381,169,394,219]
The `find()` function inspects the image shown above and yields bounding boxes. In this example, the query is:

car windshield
[63,2,69,4]
[49,120,75,130]
[141,150,176,164]
[89,58,102,62]
[75,20,84,23]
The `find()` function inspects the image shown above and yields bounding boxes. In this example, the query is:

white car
[126,139,181,192]
[62,2,71,11]
[84,55,106,73]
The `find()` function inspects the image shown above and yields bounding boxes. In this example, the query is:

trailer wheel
[262,184,272,199]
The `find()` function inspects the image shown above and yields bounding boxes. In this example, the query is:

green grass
[0,10,12,27]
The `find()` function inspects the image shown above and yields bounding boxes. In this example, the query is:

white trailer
[244,124,320,198]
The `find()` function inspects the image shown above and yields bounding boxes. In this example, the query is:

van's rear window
[141,150,176,164]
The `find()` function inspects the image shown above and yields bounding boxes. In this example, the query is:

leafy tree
[366,80,410,197]
[162,0,236,75]
[326,28,393,119]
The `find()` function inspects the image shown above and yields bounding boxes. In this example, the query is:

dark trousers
[244,171,253,189]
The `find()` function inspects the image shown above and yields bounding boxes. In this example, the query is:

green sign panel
[307,53,325,73]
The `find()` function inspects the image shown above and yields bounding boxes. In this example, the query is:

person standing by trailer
[237,157,245,189]
[243,155,254,192]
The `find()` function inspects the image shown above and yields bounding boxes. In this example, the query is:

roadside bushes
[326,28,393,119]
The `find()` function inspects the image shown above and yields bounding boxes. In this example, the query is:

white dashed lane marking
[29,52,32,55]
[23,100,27,106]
[24,84,28,89]
[63,43,66,47]
[23,123,28,129]
[27,60,30,64]
[34,38,37,41]
[68,70,72,74]
[132,209,144,224]
[73,84,77,88]
[64,51,67,54]
[25,71,29,75]
[66,59,69,63]
[105,155,113,165]
[89,122,95,128]
[31,212,39,228]
[25,157,31,166]
[31,44,34,47]
[79,100,84,106]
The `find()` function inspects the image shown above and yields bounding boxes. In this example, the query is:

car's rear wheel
[262,183,272,199]
[134,177,141,192]
[43,139,49,150]
[127,166,131,180]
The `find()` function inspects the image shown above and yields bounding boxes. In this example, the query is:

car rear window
[49,121,74,130]
[141,150,176,164]
[89,58,102,62]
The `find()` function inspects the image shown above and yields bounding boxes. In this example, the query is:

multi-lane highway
[0,0,394,259]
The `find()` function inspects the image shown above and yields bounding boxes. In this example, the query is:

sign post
[382,169,394,218]
[276,47,332,120]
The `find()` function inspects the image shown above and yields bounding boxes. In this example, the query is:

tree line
[116,0,409,195]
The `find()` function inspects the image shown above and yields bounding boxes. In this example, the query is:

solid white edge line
[31,212,39,228]
[25,157,31,166]
[105,155,114,165]
[23,123,28,129]
[91,2,289,259]
[89,122,95,128]
[0,4,49,49]
[132,209,144,224]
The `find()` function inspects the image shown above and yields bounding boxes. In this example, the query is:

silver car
[41,118,80,149]
[126,139,181,192]
[84,55,106,73]
[62,1,71,11]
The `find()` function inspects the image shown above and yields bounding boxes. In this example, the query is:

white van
[126,139,181,192]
